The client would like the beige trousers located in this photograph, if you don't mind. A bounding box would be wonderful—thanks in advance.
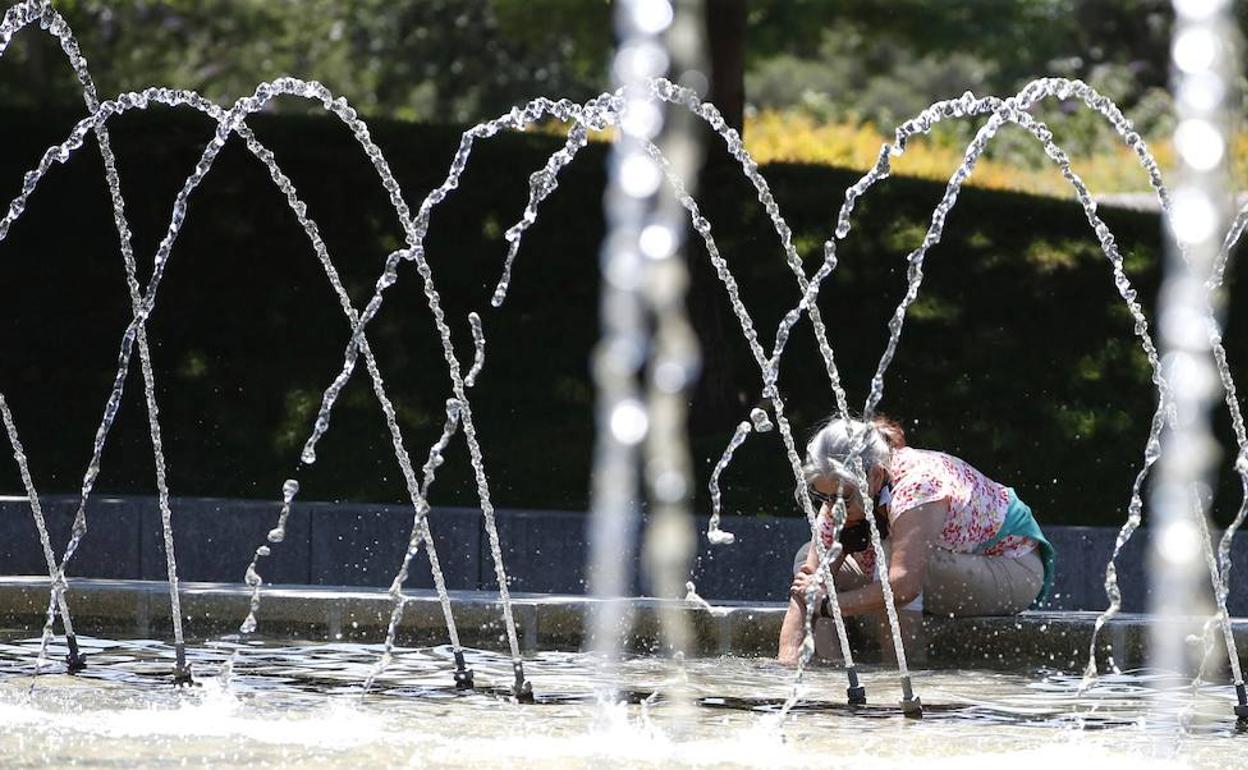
[792,541,1044,663]
[922,545,1044,616]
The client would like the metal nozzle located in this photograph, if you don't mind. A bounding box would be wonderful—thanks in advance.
[512,660,534,704]
[65,635,87,673]
[453,650,474,690]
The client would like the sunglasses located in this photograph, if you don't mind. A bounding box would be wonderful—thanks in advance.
[806,485,857,508]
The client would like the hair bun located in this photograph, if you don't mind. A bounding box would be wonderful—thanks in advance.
[872,415,906,448]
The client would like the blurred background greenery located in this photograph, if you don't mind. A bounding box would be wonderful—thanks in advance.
[1,1,1246,529]
[5,0,1245,193]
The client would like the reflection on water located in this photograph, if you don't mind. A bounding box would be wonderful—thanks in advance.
[0,634,1243,768]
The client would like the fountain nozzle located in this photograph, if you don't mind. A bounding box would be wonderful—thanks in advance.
[845,666,867,705]
[172,664,194,686]
[172,643,194,686]
[65,635,87,673]
[512,660,534,704]
[452,650,474,690]
[901,695,923,718]
[900,675,923,719]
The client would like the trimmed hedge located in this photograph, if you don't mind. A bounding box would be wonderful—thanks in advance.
[1,106,1243,528]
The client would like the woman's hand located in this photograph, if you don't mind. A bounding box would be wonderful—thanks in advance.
[788,567,821,607]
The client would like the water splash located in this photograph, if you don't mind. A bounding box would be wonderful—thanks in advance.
[472,81,865,681]
[0,392,76,676]
[213,105,470,659]
[465,313,486,388]
[0,71,569,687]
[3,0,1247,727]
[1,0,182,669]
[483,87,865,689]
[364,397,466,692]
[589,0,702,720]
[743,80,1180,693]
[632,113,862,688]
[706,421,750,546]
[683,581,725,616]
[704,407,774,547]
[239,479,299,635]
[491,122,591,307]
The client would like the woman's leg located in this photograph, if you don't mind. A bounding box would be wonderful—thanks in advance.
[923,547,1043,617]
[873,539,926,666]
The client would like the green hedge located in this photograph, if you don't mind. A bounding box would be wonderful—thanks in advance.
[0,106,1242,528]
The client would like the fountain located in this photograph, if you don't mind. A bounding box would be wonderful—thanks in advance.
[2,0,1248,765]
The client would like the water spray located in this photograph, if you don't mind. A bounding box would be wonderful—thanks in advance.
[1151,0,1242,730]
[5,0,1248,733]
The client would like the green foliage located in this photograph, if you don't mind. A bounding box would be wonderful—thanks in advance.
[744,0,1192,163]
[4,0,1224,144]
[747,19,1000,129]
[0,0,611,122]
[748,0,1173,94]
[5,0,1239,191]
[2,106,1246,530]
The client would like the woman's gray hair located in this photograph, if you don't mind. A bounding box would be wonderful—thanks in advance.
[803,416,894,488]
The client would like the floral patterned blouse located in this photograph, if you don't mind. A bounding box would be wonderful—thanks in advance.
[818,447,1036,575]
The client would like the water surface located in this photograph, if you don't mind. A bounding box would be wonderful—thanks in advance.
[0,634,1242,768]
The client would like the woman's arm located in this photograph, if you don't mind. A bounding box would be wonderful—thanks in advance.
[777,536,822,665]
[830,501,946,617]
[777,530,851,664]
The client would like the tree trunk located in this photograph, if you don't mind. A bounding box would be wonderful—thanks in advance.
[687,0,749,436]
[705,0,747,133]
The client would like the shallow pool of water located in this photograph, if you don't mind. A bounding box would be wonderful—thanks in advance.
[0,634,1243,768]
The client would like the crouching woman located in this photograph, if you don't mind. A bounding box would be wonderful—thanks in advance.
[777,415,1055,666]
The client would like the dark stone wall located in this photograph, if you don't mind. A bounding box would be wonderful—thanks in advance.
[3,495,1246,615]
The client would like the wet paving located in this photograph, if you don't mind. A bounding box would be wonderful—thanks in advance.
[1,633,1245,768]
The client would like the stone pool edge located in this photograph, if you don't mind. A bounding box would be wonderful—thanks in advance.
[1,576,1245,673]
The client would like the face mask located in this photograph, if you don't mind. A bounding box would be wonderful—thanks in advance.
[876,482,892,509]
[838,503,891,553]
[824,479,893,553]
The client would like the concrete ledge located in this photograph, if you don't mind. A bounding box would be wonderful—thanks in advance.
[2,576,1246,674]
